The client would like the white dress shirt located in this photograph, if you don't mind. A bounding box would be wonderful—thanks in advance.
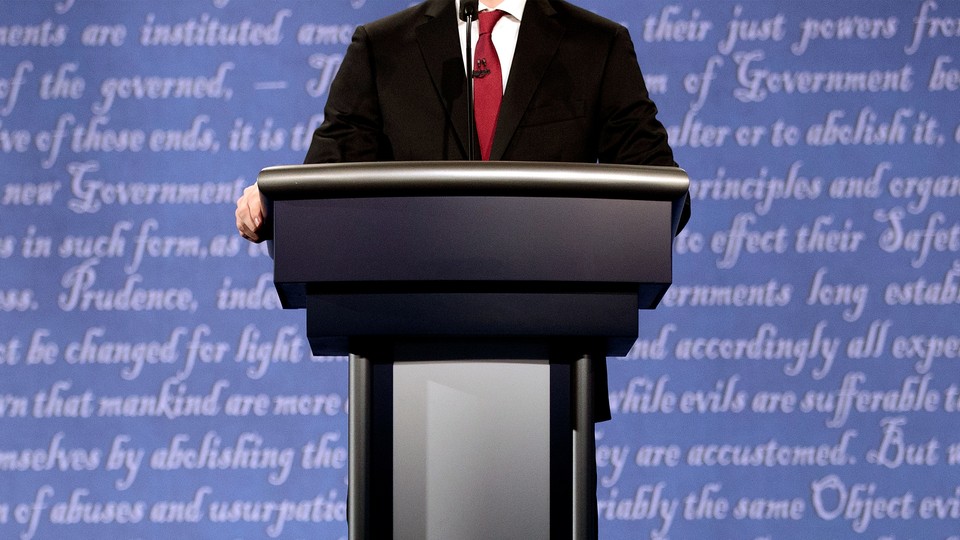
[456,0,526,93]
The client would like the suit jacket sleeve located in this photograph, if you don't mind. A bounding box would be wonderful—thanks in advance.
[597,27,673,167]
[598,26,691,230]
[304,26,384,164]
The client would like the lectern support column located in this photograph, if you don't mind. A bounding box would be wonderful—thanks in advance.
[348,352,372,539]
[573,353,595,540]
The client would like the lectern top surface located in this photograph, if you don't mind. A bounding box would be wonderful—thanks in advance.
[257,161,688,202]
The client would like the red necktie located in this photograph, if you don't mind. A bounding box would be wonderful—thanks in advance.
[474,10,505,161]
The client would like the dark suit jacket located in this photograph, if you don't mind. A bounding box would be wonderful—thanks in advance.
[307,0,679,164]
[304,0,691,420]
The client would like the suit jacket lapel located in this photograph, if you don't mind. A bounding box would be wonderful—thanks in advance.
[490,0,563,161]
[416,0,471,158]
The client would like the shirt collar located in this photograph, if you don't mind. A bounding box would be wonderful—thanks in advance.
[456,0,526,22]
[484,0,525,21]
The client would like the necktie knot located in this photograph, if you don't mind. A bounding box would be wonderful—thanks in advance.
[478,10,504,35]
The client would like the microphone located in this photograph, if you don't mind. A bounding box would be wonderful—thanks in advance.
[460,0,478,22]
[461,0,480,160]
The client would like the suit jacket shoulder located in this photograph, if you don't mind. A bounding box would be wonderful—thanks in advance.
[361,0,435,38]
[544,0,624,31]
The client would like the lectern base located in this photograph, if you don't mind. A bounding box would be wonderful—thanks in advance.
[348,339,598,540]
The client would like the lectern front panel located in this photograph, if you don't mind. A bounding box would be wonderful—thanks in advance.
[349,339,593,539]
[393,360,551,539]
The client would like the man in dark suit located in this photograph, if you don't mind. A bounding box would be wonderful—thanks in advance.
[236,0,687,536]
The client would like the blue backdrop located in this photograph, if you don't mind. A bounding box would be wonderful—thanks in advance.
[1,1,959,538]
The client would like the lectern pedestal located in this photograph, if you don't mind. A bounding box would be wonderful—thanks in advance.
[349,339,595,539]
[259,161,688,539]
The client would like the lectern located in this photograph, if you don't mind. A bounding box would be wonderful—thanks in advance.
[258,162,688,540]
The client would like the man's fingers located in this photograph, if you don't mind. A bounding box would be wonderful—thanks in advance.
[235,185,264,242]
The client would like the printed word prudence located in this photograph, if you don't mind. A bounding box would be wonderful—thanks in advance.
[59,258,197,312]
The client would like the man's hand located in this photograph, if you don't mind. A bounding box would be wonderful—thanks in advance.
[235,183,265,243]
